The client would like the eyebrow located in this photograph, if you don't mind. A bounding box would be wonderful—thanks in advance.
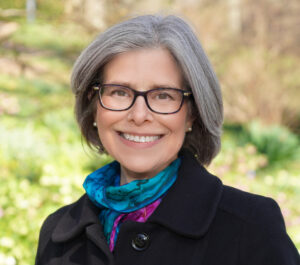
[103,81,182,90]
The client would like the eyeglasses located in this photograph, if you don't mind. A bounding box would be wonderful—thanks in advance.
[92,84,192,114]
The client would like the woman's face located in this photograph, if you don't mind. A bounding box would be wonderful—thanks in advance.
[95,48,193,184]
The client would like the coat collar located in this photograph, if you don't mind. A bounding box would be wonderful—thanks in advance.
[52,194,102,243]
[148,149,223,237]
[51,195,113,263]
[51,149,223,243]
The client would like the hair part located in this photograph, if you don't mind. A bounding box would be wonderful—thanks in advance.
[71,14,223,165]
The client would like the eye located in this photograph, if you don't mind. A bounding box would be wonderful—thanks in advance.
[111,89,128,97]
[103,86,131,97]
[156,92,173,100]
[150,89,179,101]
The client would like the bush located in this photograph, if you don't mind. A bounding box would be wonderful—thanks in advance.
[224,121,300,167]
[0,126,47,182]
[246,122,300,164]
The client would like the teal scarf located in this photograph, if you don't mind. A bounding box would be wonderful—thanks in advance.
[83,158,181,243]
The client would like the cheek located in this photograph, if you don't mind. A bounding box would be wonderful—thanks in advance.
[94,106,125,151]
[161,110,189,139]
[159,115,188,161]
[95,107,112,141]
[95,104,115,127]
[171,107,190,132]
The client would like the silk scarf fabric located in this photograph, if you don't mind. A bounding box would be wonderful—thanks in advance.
[83,158,181,245]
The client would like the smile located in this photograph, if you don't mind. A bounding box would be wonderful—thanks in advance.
[120,133,161,143]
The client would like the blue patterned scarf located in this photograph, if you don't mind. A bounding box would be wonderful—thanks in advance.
[83,158,181,244]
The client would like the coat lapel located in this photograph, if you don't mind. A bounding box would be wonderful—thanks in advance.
[148,149,223,237]
[51,195,114,264]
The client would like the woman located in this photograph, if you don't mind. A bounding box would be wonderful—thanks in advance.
[35,15,300,265]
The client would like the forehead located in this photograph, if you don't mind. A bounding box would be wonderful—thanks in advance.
[102,48,184,88]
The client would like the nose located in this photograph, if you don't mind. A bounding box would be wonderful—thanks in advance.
[127,95,153,125]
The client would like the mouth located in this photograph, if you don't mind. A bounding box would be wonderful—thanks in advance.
[119,132,162,143]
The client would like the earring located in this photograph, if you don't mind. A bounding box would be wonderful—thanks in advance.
[93,122,97,127]
[187,127,192,132]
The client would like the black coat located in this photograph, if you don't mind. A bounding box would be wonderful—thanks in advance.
[35,151,300,265]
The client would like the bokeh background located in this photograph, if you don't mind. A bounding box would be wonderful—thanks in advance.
[0,0,300,264]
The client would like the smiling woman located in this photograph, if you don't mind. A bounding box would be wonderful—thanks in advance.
[35,15,300,265]
[95,48,193,183]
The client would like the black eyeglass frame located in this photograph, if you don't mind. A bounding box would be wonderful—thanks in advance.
[92,83,192,114]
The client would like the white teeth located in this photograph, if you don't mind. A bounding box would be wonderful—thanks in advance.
[122,133,160,143]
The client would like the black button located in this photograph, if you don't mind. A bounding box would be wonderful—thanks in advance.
[131,233,150,251]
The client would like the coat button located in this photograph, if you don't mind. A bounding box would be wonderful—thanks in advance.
[131,233,150,251]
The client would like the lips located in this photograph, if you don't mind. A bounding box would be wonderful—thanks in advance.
[120,132,162,143]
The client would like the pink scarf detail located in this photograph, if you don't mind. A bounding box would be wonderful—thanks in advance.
[109,199,161,251]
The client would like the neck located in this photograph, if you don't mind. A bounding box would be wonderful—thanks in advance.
[120,167,158,185]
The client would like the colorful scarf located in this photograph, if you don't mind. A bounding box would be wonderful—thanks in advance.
[83,158,181,248]
[108,199,161,251]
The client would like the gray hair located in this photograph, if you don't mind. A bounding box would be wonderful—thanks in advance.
[71,14,223,165]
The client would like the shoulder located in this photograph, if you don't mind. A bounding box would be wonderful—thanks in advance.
[218,186,300,264]
[219,185,285,231]
[36,195,87,256]
[39,196,85,235]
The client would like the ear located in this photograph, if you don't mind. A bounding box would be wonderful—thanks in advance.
[185,97,197,132]
[87,89,94,101]
[185,113,195,132]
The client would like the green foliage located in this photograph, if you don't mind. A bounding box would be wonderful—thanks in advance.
[224,122,300,167]
[0,126,46,182]
[36,0,64,20]
[245,122,300,164]
[0,0,24,9]
[11,22,93,56]
[0,0,64,20]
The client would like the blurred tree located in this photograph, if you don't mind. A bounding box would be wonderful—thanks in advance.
[241,0,300,54]
[63,0,178,30]
[175,0,300,130]
[26,0,36,22]
[228,0,242,34]
[64,0,106,30]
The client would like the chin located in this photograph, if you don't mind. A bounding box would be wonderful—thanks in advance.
[121,161,156,176]
[119,154,176,180]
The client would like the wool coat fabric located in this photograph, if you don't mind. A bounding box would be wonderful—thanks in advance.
[35,150,300,265]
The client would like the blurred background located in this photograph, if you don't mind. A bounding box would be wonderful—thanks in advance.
[0,0,299,264]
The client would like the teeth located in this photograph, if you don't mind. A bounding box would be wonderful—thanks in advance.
[123,133,160,143]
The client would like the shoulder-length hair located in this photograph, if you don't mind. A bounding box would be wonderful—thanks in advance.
[71,14,223,165]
